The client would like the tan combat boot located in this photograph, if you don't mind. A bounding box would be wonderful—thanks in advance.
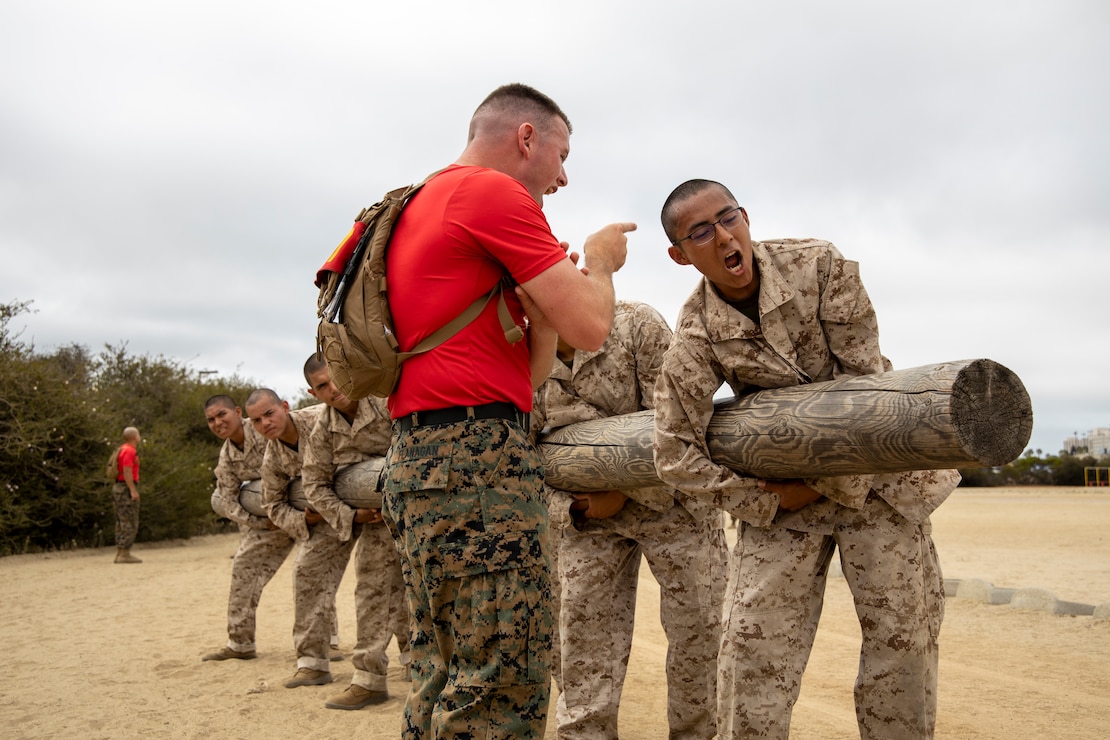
[114,547,142,564]
[325,683,388,710]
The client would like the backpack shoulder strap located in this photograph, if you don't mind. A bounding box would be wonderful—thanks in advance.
[401,278,524,359]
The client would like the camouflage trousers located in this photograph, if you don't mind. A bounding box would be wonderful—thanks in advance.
[111,482,139,548]
[552,496,728,740]
[292,524,353,672]
[351,520,411,692]
[384,418,552,739]
[719,493,944,739]
[225,525,295,652]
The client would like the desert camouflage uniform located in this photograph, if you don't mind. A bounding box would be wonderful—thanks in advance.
[384,416,551,739]
[654,239,961,739]
[533,300,727,740]
[213,420,295,653]
[259,404,344,673]
[303,396,410,693]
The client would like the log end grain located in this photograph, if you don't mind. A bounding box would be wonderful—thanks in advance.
[950,359,1033,466]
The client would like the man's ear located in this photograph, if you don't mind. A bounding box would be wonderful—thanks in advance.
[668,245,691,266]
[518,122,535,156]
[306,389,318,400]
[739,206,750,226]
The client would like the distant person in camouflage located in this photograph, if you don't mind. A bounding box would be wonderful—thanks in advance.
[200,395,295,662]
[300,355,410,711]
[654,178,961,739]
[247,388,335,690]
[532,299,728,739]
[111,426,142,564]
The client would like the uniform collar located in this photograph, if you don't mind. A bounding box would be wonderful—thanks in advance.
[701,240,795,341]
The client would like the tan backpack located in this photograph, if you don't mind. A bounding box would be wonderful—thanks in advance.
[315,174,523,399]
[104,445,120,483]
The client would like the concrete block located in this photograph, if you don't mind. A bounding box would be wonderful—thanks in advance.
[1010,587,1058,613]
[956,578,996,603]
[1055,600,1095,616]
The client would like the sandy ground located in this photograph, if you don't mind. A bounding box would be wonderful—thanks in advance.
[1,486,1108,739]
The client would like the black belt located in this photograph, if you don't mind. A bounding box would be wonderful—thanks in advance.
[395,402,529,432]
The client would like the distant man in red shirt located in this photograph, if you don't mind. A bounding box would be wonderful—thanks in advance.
[382,83,633,739]
[112,426,142,564]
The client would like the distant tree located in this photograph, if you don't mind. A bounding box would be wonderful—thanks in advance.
[1,334,107,550]
[997,449,1054,485]
[0,300,260,554]
[956,466,1001,487]
[1052,453,1101,486]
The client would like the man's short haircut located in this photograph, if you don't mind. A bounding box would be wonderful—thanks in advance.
[468,82,572,141]
[122,426,140,442]
[303,354,328,384]
[660,179,739,244]
[204,394,238,412]
[245,388,281,409]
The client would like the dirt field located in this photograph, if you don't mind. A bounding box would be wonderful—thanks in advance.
[1,486,1107,738]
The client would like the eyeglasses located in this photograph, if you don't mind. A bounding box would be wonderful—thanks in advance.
[672,207,745,246]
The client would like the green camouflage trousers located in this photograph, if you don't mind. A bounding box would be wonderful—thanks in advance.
[111,482,139,548]
[384,418,552,739]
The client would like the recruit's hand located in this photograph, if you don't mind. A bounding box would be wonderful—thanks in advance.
[759,479,823,513]
[304,508,325,525]
[570,490,629,521]
[263,518,280,531]
[582,222,635,275]
[354,508,383,525]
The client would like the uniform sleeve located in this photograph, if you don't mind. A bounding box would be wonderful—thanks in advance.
[632,304,672,412]
[619,304,683,511]
[806,249,888,506]
[818,252,886,379]
[260,442,308,541]
[529,372,551,444]
[214,444,267,529]
[653,335,780,527]
[302,414,356,542]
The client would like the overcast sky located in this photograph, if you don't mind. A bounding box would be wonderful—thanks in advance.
[2,0,1107,457]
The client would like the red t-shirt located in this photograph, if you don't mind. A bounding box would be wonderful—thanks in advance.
[117,443,140,482]
[386,165,567,417]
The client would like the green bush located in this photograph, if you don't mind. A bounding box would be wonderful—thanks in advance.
[0,300,259,554]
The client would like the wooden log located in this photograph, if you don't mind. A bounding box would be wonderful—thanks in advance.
[538,358,1032,492]
[236,459,386,518]
[210,488,228,519]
